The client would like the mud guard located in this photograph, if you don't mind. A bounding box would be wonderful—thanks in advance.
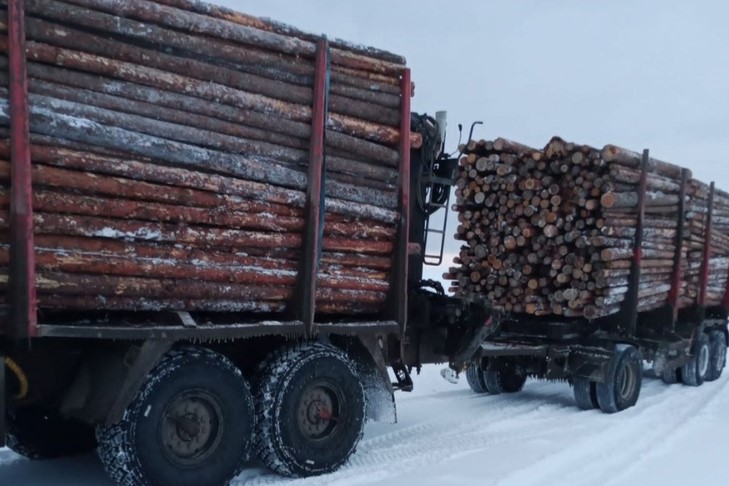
[60,340,172,426]
[334,335,396,424]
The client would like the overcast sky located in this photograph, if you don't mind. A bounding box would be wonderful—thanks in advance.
[227,0,728,183]
[218,0,729,279]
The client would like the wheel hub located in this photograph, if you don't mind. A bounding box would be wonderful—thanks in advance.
[617,361,636,401]
[297,385,340,441]
[160,391,223,468]
[698,344,710,377]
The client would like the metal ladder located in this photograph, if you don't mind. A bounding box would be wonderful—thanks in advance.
[422,171,454,267]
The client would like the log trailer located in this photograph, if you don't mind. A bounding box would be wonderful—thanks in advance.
[460,150,729,413]
[0,1,727,485]
[0,1,489,484]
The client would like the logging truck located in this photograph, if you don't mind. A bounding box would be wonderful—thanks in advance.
[1,1,728,485]
[452,138,729,412]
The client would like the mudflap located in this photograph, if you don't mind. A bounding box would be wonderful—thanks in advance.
[342,336,397,424]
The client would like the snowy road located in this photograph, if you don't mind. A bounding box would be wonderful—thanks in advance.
[2,363,728,486]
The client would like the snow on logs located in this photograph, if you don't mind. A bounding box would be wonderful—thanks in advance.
[0,0,417,315]
[446,136,729,319]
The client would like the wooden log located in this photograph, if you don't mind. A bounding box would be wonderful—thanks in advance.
[0,55,401,168]
[39,0,404,76]
[0,96,397,210]
[14,234,394,273]
[0,140,399,223]
[6,39,417,147]
[150,0,406,65]
[17,14,401,127]
[0,247,390,293]
[600,191,680,209]
[602,144,688,180]
[0,212,395,255]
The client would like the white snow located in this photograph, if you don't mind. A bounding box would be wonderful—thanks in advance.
[2,361,729,485]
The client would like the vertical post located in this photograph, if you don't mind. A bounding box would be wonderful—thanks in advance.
[7,0,37,338]
[294,37,329,334]
[668,169,689,324]
[392,69,412,333]
[625,149,649,337]
[0,355,5,447]
[699,182,715,307]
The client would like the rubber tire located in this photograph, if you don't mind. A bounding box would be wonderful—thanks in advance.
[705,331,727,382]
[573,379,599,410]
[483,369,527,395]
[465,364,488,394]
[682,333,711,387]
[6,406,97,460]
[596,345,643,414]
[254,343,365,477]
[661,367,682,385]
[96,348,254,486]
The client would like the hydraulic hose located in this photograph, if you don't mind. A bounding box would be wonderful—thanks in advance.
[3,357,29,400]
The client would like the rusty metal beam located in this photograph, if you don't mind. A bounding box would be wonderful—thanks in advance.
[623,149,649,337]
[7,0,37,338]
[295,38,330,333]
[699,182,715,307]
[668,168,689,323]
[390,69,412,334]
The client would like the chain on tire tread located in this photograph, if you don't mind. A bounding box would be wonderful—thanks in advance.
[253,342,365,477]
[96,348,251,486]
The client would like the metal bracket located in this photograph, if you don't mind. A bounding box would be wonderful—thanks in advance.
[176,311,197,328]
[452,316,498,370]
[391,359,413,392]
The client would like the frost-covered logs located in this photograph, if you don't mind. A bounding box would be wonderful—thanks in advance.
[0,0,414,315]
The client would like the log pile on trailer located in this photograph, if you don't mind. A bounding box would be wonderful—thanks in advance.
[686,182,729,306]
[447,136,728,319]
[0,0,415,315]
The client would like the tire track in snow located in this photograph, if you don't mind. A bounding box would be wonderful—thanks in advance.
[599,374,729,486]
[493,374,729,486]
[235,382,591,485]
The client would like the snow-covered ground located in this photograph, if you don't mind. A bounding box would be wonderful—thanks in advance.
[3,362,729,486]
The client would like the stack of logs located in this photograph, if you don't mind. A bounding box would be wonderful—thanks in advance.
[685,182,729,306]
[447,136,728,319]
[0,0,415,315]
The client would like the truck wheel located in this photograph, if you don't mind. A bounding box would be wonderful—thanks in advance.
[596,345,642,414]
[573,378,599,410]
[682,333,711,387]
[254,342,365,477]
[661,367,681,385]
[465,364,488,394]
[705,331,727,382]
[6,406,97,460]
[96,348,254,486]
[483,369,527,394]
